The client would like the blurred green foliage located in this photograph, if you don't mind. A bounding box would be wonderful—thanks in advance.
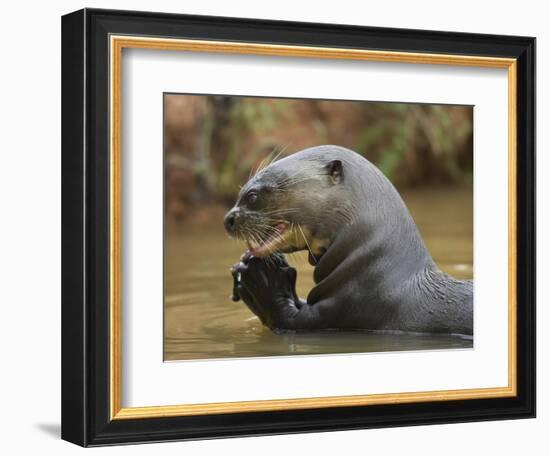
[164,95,472,221]
[356,103,473,182]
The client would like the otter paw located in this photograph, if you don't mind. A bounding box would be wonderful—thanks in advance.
[230,259,247,302]
[230,253,298,328]
[230,251,258,302]
[240,255,297,308]
[230,257,265,323]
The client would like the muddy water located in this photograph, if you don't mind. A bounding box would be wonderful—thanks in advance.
[164,187,473,361]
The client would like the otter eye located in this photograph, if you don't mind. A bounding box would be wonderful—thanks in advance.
[247,192,259,206]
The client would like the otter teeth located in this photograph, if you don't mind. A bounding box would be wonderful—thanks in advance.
[248,223,288,257]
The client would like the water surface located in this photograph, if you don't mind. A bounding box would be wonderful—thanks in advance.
[164,187,473,361]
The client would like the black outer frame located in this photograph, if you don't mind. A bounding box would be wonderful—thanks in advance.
[61,8,536,447]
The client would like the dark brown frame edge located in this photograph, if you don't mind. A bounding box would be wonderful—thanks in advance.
[61,7,536,447]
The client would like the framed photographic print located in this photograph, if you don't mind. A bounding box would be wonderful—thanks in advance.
[61,8,536,447]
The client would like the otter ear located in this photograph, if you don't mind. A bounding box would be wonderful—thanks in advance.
[326,160,343,184]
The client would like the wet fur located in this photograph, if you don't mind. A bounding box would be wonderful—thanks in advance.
[228,145,473,336]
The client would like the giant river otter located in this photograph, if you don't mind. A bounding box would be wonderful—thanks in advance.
[224,145,473,336]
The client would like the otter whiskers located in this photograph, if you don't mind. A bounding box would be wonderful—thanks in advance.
[251,144,289,178]
[297,224,317,265]
[239,218,292,262]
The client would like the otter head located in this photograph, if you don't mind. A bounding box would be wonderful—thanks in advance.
[224,153,351,259]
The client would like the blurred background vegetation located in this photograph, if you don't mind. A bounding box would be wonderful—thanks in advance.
[164,94,472,225]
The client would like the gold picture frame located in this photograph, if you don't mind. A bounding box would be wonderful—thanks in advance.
[109,36,517,420]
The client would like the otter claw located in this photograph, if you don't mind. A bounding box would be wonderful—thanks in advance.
[231,271,241,302]
[230,259,248,302]
[240,251,253,263]
[230,261,246,276]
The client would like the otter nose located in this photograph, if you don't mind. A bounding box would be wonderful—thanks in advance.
[224,208,242,233]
